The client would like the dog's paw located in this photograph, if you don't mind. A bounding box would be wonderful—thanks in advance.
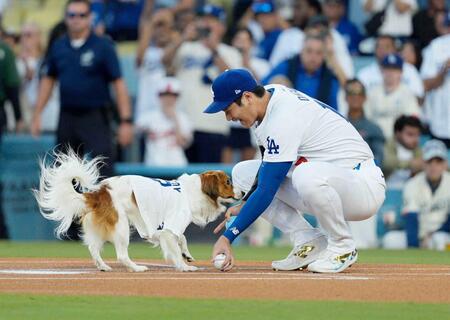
[98,264,112,272]
[182,253,195,262]
[129,265,149,272]
[180,265,199,272]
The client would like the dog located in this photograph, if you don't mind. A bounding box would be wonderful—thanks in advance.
[33,149,242,272]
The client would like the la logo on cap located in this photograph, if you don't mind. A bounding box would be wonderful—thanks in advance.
[235,90,241,94]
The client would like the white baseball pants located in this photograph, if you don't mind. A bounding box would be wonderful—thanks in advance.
[232,159,386,253]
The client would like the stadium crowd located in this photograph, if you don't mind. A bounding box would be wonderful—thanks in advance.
[0,0,448,249]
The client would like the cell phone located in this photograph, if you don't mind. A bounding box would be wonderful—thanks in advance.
[197,27,211,39]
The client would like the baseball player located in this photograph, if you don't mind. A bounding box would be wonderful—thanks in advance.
[205,69,386,273]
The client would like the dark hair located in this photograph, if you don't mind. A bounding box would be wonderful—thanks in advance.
[305,0,322,14]
[65,0,91,12]
[394,115,422,133]
[401,39,422,69]
[234,85,266,106]
[376,34,395,46]
[345,78,366,96]
[233,27,254,42]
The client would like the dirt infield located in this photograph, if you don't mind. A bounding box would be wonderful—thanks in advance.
[0,258,449,303]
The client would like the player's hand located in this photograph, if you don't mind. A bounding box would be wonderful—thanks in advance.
[118,122,134,147]
[213,202,244,234]
[31,114,41,137]
[211,236,234,272]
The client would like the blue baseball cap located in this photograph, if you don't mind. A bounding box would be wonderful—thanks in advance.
[203,69,258,114]
[199,4,226,23]
[381,54,403,69]
[252,1,276,14]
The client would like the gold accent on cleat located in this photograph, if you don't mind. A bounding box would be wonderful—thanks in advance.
[334,250,357,264]
[293,245,314,258]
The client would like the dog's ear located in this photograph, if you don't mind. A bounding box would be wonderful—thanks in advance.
[200,172,219,202]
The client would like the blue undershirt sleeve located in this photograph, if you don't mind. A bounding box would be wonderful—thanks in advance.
[223,161,292,243]
[404,212,419,248]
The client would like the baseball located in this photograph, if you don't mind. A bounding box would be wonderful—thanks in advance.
[213,253,227,269]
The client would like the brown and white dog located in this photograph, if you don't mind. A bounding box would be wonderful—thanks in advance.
[33,149,242,272]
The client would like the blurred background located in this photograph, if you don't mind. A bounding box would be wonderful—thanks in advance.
[0,0,449,251]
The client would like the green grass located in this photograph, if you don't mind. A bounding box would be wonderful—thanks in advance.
[0,242,449,319]
[0,294,448,320]
[0,241,449,265]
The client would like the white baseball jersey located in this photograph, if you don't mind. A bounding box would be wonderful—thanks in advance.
[420,34,450,139]
[253,85,373,169]
[135,46,166,119]
[173,41,242,134]
[357,61,424,98]
[136,109,192,166]
[129,175,192,241]
[365,83,420,139]
[403,171,450,239]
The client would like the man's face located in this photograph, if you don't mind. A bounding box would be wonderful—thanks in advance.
[301,38,326,73]
[430,0,446,11]
[375,37,396,61]
[323,2,344,21]
[345,82,366,112]
[382,67,402,89]
[256,13,278,33]
[65,2,91,34]
[223,94,258,128]
[425,158,447,182]
[396,125,420,150]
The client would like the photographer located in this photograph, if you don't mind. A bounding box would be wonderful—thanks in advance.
[162,5,242,163]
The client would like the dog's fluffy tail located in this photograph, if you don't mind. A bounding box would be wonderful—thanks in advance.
[33,148,103,238]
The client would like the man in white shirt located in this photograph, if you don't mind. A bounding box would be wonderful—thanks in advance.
[363,0,418,37]
[204,69,386,273]
[269,15,354,78]
[357,35,424,99]
[365,53,420,140]
[420,20,450,146]
[162,4,242,163]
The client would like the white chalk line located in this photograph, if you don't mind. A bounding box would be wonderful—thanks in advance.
[0,276,372,281]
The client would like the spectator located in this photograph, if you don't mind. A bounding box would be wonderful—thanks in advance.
[16,23,45,129]
[250,0,283,61]
[263,34,342,110]
[385,139,450,249]
[91,0,146,41]
[136,77,192,166]
[383,115,423,184]
[412,0,446,49]
[345,79,385,163]
[357,34,424,99]
[136,0,195,66]
[270,8,354,80]
[162,4,242,163]
[402,140,450,250]
[221,27,271,164]
[420,17,450,147]
[365,54,420,139]
[232,27,270,83]
[363,0,418,38]
[400,39,422,70]
[134,9,175,124]
[322,0,362,54]
[0,38,22,239]
[31,0,133,177]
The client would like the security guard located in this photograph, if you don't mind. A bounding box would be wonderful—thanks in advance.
[31,0,133,177]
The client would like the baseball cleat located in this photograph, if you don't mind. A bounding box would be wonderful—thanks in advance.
[307,249,358,273]
[272,235,327,271]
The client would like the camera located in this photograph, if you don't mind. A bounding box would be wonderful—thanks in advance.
[197,27,211,39]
